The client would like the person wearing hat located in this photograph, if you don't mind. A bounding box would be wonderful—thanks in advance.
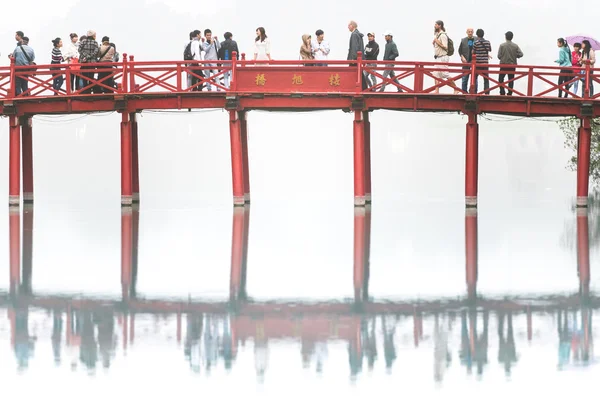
[97,36,116,93]
[380,31,401,92]
[78,30,99,94]
[364,32,380,88]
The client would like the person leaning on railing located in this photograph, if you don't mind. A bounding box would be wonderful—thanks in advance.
[78,30,99,94]
[97,36,116,94]
[580,40,596,96]
[62,33,80,91]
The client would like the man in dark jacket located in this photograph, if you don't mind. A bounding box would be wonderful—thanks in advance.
[497,31,523,95]
[347,20,364,61]
[219,32,239,89]
[458,28,475,92]
[379,31,402,92]
[78,30,99,94]
[364,32,379,88]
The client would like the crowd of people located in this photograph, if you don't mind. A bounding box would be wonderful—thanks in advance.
[6,20,598,97]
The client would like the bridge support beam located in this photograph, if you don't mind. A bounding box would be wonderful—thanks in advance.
[353,111,366,206]
[229,111,246,206]
[353,207,371,302]
[577,117,592,207]
[8,116,20,207]
[230,205,250,301]
[240,111,251,203]
[121,207,133,301]
[21,117,34,204]
[9,207,20,296]
[363,111,372,204]
[577,208,590,296]
[131,112,140,204]
[120,113,133,206]
[465,113,479,207]
[465,208,478,301]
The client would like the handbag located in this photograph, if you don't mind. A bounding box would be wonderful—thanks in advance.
[69,57,80,70]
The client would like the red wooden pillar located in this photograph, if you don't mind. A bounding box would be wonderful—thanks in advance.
[229,110,245,206]
[131,204,139,298]
[577,117,592,207]
[9,207,20,295]
[353,111,366,206]
[8,115,21,206]
[130,112,140,204]
[121,207,133,301]
[577,208,590,296]
[21,117,34,203]
[230,206,249,301]
[353,207,367,302]
[240,111,251,203]
[120,112,133,206]
[363,111,372,204]
[21,204,34,295]
[465,113,479,207]
[465,208,478,300]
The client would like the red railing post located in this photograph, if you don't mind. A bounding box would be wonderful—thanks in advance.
[241,53,246,67]
[65,64,72,95]
[583,63,591,99]
[577,117,592,207]
[353,110,366,206]
[465,112,479,207]
[176,62,182,92]
[231,51,238,92]
[120,112,133,206]
[229,110,245,206]
[8,115,20,206]
[470,59,477,94]
[527,67,534,97]
[356,52,363,93]
[8,57,16,98]
[129,55,136,93]
[465,208,478,300]
[414,64,424,93]
[121,53,129,94]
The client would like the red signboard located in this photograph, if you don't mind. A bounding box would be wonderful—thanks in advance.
[234,66,358,93]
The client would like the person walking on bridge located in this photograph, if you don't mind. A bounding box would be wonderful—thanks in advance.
[555,38,573,98]
[379,31,402,92]
[458,28,475,92]
[497,31,523,96]
[472,29,492,94]
[347,20,364,62]
[364,32,379,89]
[10,31,35,96]
[432,20,460,94]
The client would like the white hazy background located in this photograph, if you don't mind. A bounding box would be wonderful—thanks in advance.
[0,0,598,395]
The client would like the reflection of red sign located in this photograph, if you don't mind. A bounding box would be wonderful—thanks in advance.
[236,67,356,93]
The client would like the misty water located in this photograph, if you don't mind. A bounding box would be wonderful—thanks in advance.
[0,109,598,398]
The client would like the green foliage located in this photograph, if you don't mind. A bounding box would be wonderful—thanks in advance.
[560,117,600,186]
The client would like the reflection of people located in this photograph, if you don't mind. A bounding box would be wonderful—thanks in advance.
[497,312,518,375]
[474,310,489,376]
[364,319,377,370]
[314,342,328,373]
[79,312,98,372]
[184,314,203,373]
[382,316,397,372]
[557,310,571,369]
[52,310,63,365]
[14,308,35,371]
[254,339,269,381]
[459,310,473,373]
[97,311,116,369]
[203,315,219,371]
[433,314,451,383]
[222,317,234,370]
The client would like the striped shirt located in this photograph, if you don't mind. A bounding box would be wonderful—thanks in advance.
[473,38,492,63]
[51,47,63,64]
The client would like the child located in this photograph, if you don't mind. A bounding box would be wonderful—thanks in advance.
[572,42,583,96]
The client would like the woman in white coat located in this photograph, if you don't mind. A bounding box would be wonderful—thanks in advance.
[62,33,80,90]
[254,27,271,63]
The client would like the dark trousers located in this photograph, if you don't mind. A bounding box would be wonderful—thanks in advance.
[558,69,572,98]
[15,76,28,96]
[498,67,515,95]
[52,74,64,94]
[81,64,97,94]
[475,65,490,93]
[97,69,114,93]
[190,67,205,91]
[583,70,595,97]
[461,66,471,93]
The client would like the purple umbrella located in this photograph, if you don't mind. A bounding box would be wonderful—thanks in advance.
[565,35,600,50]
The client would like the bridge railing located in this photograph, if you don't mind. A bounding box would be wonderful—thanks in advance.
[2,53,599,100]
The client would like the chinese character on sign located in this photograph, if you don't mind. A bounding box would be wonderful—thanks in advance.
[255,74,266,86]
[292,74,304,85]
[329,74,341,86]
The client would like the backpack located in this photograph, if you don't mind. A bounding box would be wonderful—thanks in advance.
[445,34,455,56]
[183,41,194,60]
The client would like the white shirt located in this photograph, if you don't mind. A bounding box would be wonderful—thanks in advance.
[191,38,202,61]
[311,39,330,61]
[62,41,79,61]
[254,38,271,60]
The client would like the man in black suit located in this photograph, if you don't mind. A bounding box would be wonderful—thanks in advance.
[458,28,475,93]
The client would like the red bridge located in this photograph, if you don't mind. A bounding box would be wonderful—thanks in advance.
[2,53,599,207]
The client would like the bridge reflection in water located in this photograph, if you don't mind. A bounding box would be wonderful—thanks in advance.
[3,204,597,379]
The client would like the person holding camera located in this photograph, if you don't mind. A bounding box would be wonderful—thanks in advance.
[202,29,221,91]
